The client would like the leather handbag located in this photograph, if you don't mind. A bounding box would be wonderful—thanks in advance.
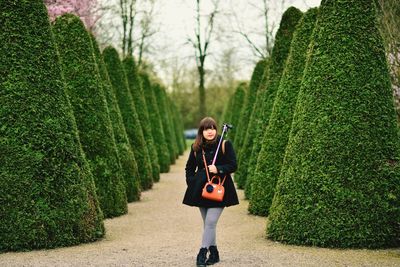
[201,149,226,202]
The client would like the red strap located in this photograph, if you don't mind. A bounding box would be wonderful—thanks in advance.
[202,149,211,183]
[202,149,226,185]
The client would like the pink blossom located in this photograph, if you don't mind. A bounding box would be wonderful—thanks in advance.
[44,0,98,29]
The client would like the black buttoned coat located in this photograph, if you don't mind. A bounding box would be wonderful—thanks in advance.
[183,136,239,208]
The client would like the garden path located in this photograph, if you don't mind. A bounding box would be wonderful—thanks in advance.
[0,150,399,266]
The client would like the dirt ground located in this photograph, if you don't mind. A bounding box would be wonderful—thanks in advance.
[1,150,399,267]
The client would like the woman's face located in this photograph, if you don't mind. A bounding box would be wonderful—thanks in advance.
[203,126,217,141]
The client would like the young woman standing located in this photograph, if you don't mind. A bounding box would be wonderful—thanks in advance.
[183,117,239,266]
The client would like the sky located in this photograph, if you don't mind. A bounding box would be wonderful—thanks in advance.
[99,0,321,87]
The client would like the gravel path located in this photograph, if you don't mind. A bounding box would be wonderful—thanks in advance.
[1,150,399,267]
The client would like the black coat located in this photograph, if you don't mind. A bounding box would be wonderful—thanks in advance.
[183,136,239,208]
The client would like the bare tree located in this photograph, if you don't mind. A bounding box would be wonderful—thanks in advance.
[188,0,220,118]
[377,0,400,119]
[137,0,158,67]
[229,0,278,59]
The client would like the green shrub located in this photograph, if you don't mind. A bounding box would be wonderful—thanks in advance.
[169,99,186,155]
[249,8,318,216]
[91,37,140,202]
[123,57,160,182]
[234,61,267,154]
[161,86,180,159]
[103,46,153,190]
[247,7,303,205]
[0,1,104,251]
[53,14,127,218]
[228,82,247,144]
[154,83,177,164]
[140,72,170,172]
[236,62,270,191]
[268,0,400,248]
[239,7,303,193]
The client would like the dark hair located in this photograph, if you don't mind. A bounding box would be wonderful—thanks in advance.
[193,117,217,152]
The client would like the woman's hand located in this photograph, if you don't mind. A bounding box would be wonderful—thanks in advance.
[208,164,218,174]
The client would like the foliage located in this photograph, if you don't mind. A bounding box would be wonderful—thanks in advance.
[123,56,160,182]
[268,0,400,248]
[44,0,97,29]
[234,60,267,153]
[169,99,186,155]
[0,0,104,251]
[153,83,178,164]
[140,72,171,173]
[53,14,127,218]
[91,36,141,202]
[228,82,247,144]
[249,8,318,216]
[237,7,303,192]
[102,46,153,190]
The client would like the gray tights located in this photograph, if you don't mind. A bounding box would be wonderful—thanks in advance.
[199,207,224,248]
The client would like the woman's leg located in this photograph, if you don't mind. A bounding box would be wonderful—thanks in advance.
[201,207,224,248]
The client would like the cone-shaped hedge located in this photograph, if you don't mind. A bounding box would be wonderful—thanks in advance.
[247,7,303,203]
[234,60,267,153]
[160,85,180,159]
[228,82,247,144]
[103,46,153,190]
[123,57,160,182]
[53,14,127,218]
[249,8,318,216]
[268,0,400,248]
[0,1,104,251]
[236,62,270,190]
[91,37,140,202]
[140,72,170,173]
[154,83,178,164]
[169,99,185,155]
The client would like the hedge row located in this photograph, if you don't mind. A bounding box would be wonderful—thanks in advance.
[102,47,153,191]
[267,0,400,248]
[92,37,141,202]
[236,7,303,193]
[1,2,184,251]
[249,8,318,216]
[0,0,104,251]
[140,72,171,173]
[123,57,160,183]
[53,14,128,218]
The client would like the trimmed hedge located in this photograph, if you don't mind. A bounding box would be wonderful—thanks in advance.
[234,60,267,153]
[249,8,318,216]
[236,62,270,191]
[140,72,171,173]
[0,1,104,251]
[91,37,141,202]
[247,7,303,206]
[53,14,127,218]
[169,99,186,155]
[123,56,160,182]
[160,85,180,159]
[228,82,247,144]
[103,46,153,190]
[154,83,177,164]
[238,7,303,193]
[268,0,400,248]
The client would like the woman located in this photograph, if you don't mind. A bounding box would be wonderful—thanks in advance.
[183,117,239,266]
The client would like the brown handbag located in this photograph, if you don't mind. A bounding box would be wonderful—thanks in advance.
[201,149,226,202]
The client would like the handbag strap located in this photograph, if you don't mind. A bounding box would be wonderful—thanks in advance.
[202,148,227,185]
[202,149,211,183]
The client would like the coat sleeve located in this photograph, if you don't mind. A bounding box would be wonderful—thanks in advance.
[185,145,197,183]
[216,140,237,175]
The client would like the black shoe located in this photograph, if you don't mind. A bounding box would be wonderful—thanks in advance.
[206,245,219,265]
[196,247,208,266]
